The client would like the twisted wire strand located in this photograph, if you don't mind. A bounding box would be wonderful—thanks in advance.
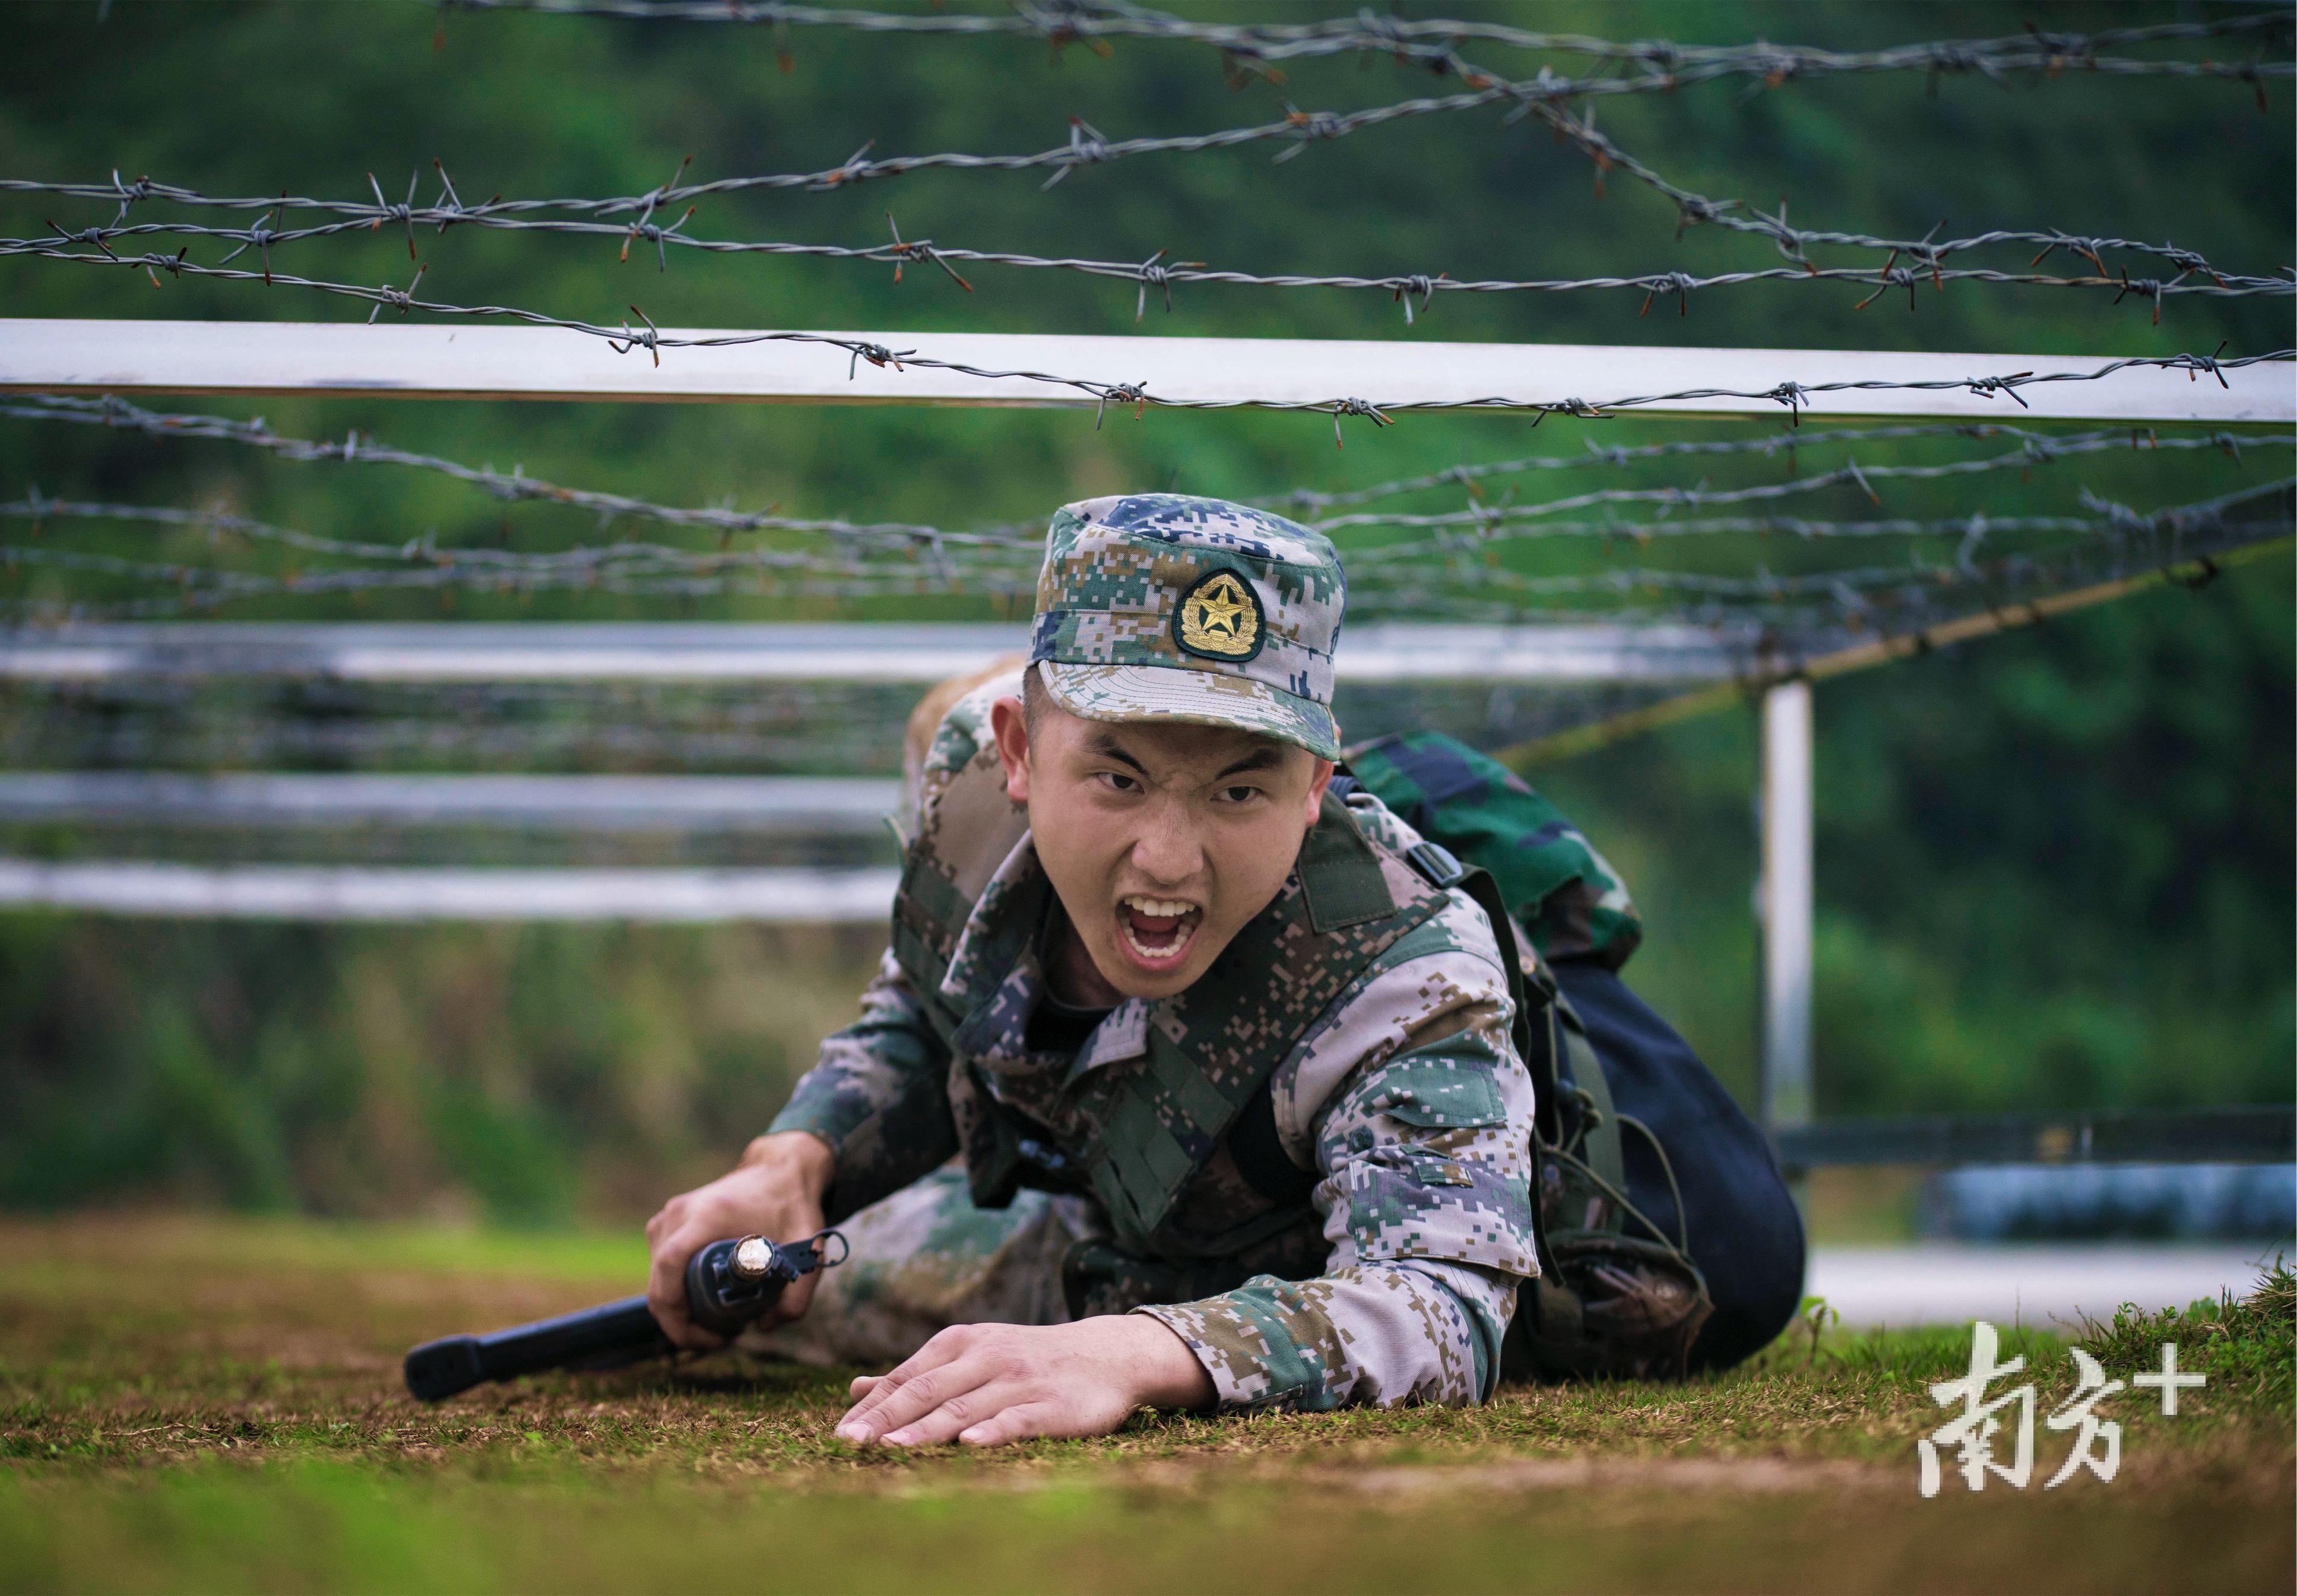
[1261,423,2287,509]
[1310,435,2297,535]
[0,492,1015,577]
[3,493,2270,588]
[8,478,2286,627]
[14,10,2285,330]
[12,210,2289,320]
[430,1,2295,81]
[1349,487,2290,636]
[11,108,2282,301]
[5,245,2285,432]
[11,395,2286,573]
[0,395,1030,551]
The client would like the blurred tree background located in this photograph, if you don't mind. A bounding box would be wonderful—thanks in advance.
[0,0,2289,1221]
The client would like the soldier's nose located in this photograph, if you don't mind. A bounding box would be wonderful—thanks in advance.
[1127,813,1203,887]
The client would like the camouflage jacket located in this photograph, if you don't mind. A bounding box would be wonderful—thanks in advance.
[770,670,1541,1411]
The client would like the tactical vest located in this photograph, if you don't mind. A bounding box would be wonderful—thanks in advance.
[889,778,1452,1265]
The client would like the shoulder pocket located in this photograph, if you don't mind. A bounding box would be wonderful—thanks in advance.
[1367,1059,1506,1129]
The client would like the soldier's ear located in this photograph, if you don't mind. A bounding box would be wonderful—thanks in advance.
[1302,755,1335,828]
[988,695,1032,805]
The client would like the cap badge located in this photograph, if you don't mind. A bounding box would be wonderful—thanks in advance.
[1174,568,1265,662]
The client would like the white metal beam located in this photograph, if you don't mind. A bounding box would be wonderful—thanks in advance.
[0,772,899,833]
[0,859,899,923]
[4,320,2287,423]
[0,621,1761,684]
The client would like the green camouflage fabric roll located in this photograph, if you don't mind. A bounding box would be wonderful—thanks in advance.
[1029,493,1345,759]
[1345,730,1645,971]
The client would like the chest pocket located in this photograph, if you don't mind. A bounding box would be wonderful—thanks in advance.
[1366,1060,1507,1129]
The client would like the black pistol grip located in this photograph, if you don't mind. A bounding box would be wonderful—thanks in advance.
[682,1236,799,1339]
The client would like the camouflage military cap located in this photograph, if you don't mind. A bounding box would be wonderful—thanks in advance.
[1028,493,1345,759]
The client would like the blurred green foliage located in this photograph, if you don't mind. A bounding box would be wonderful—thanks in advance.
[0,0,2288,1221]
[0,913,886,1215]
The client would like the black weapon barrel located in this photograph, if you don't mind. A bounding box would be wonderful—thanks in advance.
[404,1296,667,1403]
[403,1230,846,1403]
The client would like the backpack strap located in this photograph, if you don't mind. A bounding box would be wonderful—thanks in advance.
[1556,1005,1628,1205]
[1399,838,1561,1148]
[1221,828,1545,1218]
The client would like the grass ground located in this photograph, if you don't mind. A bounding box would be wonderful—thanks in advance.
[2,1215,2289,1595]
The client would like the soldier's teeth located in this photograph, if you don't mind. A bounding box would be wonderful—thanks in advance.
[1122,922,1191,960]
[1121,896,1198,918]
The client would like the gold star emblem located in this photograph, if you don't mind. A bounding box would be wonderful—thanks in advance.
[1192,580,1247,637]
[1177,570,1262,658]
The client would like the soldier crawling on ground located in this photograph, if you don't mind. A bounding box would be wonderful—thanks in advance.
[644,494,1804,1446]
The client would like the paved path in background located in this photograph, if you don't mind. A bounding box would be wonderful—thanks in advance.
[1808,1242,2288,1329]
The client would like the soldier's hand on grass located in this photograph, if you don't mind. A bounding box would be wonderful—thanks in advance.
[834,1315,1216,1447]
[644,1130,834,1349]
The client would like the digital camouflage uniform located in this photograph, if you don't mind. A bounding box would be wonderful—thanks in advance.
[754,494,1543,1411]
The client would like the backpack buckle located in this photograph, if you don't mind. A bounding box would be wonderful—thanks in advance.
[1405,840,1467,889]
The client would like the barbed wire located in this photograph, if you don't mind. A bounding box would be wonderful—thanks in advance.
[1345,477,2293,630]
[1310,435,2297,536]
[10,12,2285,342]
[0,394,1028,552]
[12,395,2288,580]
[19,391,2267,520]
[1259,422,2289,509]
[5,244,2286,435]
[0,536,1041,622]
[430,1,2295,87]
[3,492,2271,596]
[0,492,2197,602]
[1341,511,2231,563]
[8,477,2286,628]
[13,5,2290,302]
[14,204,2288,323]
[0,491,1016,579]
[13,82,2286,321]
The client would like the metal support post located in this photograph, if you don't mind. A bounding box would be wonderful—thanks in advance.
[1759,679,1815,1135]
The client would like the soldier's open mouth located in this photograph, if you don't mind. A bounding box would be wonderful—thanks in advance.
[1117,895,1202,968]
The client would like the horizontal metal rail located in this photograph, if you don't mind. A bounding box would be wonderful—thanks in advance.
[1773,1107,2297,1170]
[0,858,900,922]
[1498,530,2296,765]
[0,772,899,833]
[5,321,2289,424]
[0,620,1764,684]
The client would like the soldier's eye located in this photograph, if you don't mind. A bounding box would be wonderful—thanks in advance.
[1216,784,1261,805]
[1098,771,1142,794]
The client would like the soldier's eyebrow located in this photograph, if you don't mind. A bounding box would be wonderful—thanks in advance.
[1086,733,1150,775]
[1213,748,1285,781]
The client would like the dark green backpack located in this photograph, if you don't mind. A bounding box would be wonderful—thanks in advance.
[1345,732,1715,1381]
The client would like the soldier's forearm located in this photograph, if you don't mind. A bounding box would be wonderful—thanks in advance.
[740,1129,835,1204]
[1138,1259,1510,1412]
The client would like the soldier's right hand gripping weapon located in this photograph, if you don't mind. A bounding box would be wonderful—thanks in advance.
[403,1230,847,1403]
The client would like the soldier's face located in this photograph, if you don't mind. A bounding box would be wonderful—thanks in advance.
[990,694,1332,1001]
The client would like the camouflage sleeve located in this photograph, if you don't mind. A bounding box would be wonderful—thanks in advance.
[766,946,961,1224]
[1135,887,1539,1411]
